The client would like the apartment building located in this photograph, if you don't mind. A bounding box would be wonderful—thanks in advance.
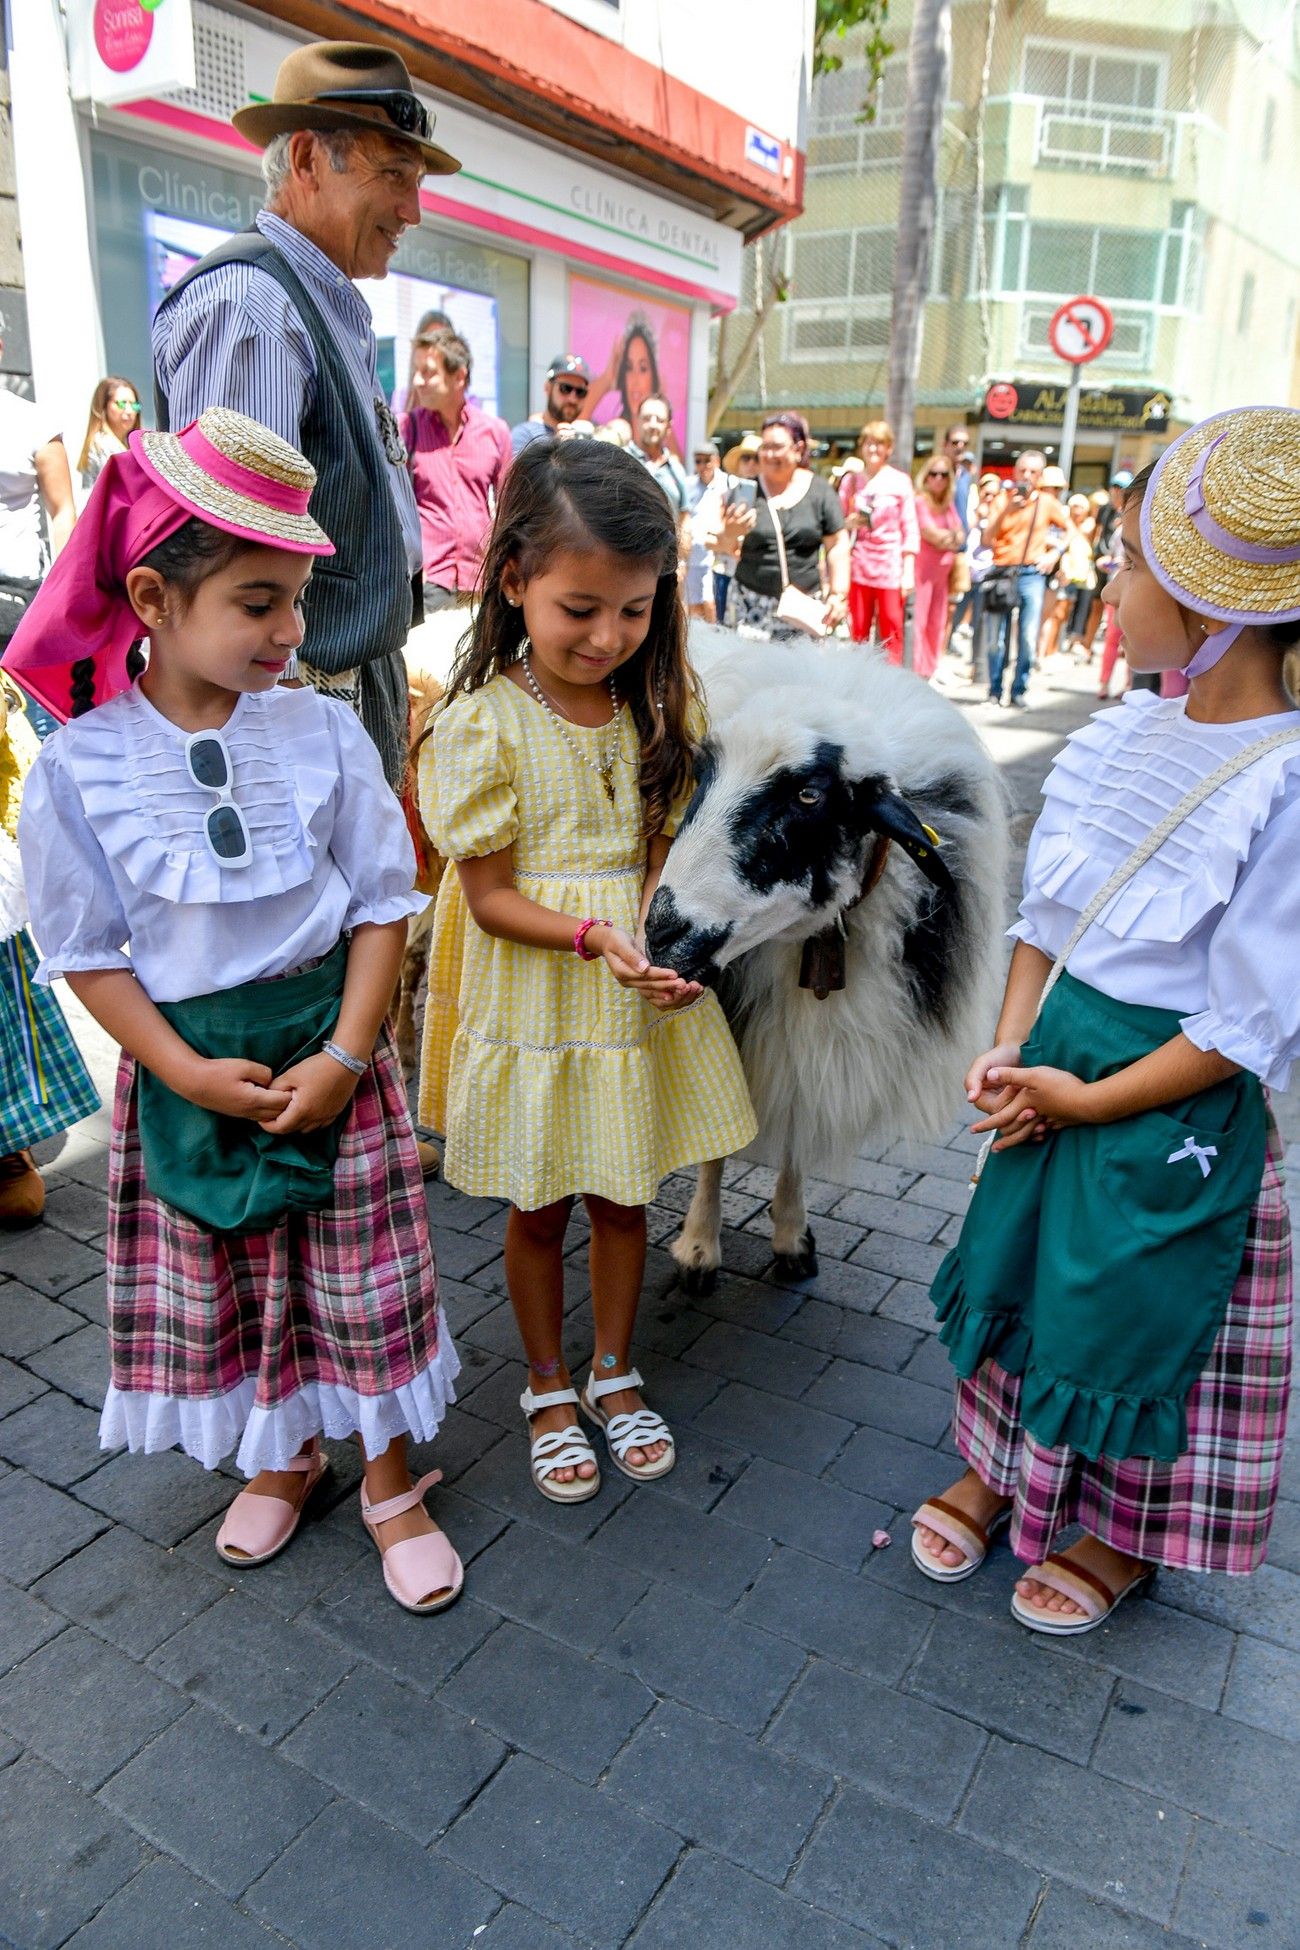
[717,0,1300,484]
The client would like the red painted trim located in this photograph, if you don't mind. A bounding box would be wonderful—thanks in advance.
[328,0,803,219]
[117,99,738,309]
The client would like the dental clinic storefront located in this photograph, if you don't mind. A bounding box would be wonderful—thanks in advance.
[77,2,742,445]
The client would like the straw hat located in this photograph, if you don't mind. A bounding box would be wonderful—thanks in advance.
[1040,464,1068,491]
[723,432,762,472]
[232,41,460,176]
[1140,406,1300,626]
[132,409,335,555]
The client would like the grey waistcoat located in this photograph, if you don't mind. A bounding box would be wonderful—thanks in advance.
[154,229,414,788]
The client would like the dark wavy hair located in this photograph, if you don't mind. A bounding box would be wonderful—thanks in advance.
[617,318,662,425]
[445,439,699,836]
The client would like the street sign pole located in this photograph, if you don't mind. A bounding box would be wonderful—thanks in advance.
[1046,295,1114,483]
[1058,365,1082,481]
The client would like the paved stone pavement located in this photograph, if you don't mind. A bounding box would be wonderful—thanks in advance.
[1,661,1297,1950]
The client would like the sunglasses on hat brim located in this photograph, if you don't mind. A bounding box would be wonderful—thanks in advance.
[315,87,433,144]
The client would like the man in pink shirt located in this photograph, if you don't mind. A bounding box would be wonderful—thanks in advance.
[839,417,919,663]
[401,326,512,613]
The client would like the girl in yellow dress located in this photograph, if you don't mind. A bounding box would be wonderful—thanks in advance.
[419,440,756,1502]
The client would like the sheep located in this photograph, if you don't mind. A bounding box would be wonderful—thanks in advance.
[646,627,1007,1293]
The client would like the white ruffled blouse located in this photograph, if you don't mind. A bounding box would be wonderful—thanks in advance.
[1012,690,1300,1091]
[19,684,425,1004]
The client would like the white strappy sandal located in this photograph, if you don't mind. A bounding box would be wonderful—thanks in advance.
[520,1385,601,1504]
[580,1367,676,1482]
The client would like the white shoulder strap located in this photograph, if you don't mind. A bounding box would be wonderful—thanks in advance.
[1037,721,1300,1017]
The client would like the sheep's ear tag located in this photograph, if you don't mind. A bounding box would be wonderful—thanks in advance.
[922,824,941,847]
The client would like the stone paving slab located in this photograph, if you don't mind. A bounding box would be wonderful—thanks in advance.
[1,664,1297,1947]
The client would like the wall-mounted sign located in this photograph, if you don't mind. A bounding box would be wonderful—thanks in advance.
[67,0,195,107]
[744,127,782,174]
[982,382,1175,434]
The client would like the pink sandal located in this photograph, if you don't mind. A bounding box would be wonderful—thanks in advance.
[216,1442,328,1566]
[359,1469,464,1614]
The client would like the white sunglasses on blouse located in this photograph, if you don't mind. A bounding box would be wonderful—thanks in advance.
[184,729,253,869]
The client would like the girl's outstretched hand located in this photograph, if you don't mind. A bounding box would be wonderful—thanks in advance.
[257,1052,361,1134]
[186,1057,292,1123]
[598,927,703,1011]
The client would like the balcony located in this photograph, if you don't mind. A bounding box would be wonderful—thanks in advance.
[1035,98,1176,176]
[983,96,1223,202]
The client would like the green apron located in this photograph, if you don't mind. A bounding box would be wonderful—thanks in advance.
[930,971,1266,1462]
[137,941,352,1234]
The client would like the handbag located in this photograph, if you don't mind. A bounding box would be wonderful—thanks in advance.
[981,494,1038,615]
[769,497,829,639]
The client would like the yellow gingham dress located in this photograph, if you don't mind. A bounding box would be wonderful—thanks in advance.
[417,675,756,1209]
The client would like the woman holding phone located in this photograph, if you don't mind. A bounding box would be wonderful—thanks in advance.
[713,414,848,642]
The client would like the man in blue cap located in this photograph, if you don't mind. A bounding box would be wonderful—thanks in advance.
[510,355,592,455]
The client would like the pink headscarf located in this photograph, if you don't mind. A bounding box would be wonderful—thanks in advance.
[3,412,333,724]
[3,449,191,722]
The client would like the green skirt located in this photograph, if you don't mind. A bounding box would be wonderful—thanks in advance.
[137,942,351,1235]
[931,971,1266,1462]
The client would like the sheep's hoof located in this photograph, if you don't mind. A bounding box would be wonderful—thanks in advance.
[772,1229,818,1283]
[680,1261,719,1298]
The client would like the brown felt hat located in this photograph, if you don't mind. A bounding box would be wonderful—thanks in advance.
[232,41,461,177]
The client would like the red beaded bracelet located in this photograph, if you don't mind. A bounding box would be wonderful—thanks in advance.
[574,918,612,960]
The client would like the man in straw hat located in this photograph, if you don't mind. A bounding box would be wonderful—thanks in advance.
[152,40,460,790]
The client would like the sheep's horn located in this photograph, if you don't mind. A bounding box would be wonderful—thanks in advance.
[863,792,954,893]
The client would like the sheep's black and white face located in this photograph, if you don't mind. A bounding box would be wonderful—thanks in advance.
[646,730,948,985]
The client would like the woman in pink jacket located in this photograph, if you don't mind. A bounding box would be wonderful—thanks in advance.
[839,419,919,662]
[912,456,965,681]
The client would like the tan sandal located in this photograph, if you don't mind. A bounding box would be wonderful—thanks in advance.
[1011,1551,1155,1636]
[910,1494,1011,1583]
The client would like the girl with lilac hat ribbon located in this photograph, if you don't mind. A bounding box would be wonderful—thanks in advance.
[913,405,1300,1637]
[5,409,465,1614]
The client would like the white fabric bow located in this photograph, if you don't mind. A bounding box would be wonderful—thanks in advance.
[1167,1137,1218,1179]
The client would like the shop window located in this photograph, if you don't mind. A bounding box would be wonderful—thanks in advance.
[87,128,532,427]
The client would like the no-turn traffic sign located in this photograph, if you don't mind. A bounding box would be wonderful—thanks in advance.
[1048,296,1114,366]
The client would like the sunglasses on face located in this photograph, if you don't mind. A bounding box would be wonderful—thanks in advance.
[185,730,253,869]
[553,380,588,399]
[112,397,140,413]
[925,469,950,479]
[315,86,434,143]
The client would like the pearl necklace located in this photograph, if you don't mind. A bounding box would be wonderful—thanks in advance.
[520,645,621,802]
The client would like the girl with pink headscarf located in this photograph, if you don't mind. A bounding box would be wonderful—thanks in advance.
[4,409,464,1616]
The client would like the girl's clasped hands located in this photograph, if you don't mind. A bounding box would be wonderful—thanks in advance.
[966,1041,1097,1150]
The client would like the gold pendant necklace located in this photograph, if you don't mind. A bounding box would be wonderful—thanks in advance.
[520,646,620,801]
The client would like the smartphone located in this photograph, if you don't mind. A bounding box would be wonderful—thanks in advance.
[726,478,758,513]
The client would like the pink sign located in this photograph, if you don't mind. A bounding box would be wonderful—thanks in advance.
[567,274,692,454]
[94,0,154,72]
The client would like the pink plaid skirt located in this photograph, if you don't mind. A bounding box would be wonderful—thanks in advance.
[99,1025,458,1478]
[955,1127,1293,1574]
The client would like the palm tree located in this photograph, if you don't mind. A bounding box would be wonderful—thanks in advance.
[887,0,952,464]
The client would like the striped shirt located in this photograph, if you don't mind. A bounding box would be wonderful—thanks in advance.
[151,211,422,574]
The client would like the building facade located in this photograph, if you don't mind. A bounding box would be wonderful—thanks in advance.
[10,0,812,455]
[717,0,1300,485]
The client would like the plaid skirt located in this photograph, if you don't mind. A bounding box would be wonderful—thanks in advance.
[954,1127,1293,1574]
[0,931,100,1152]
[100,1024,458,1478]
